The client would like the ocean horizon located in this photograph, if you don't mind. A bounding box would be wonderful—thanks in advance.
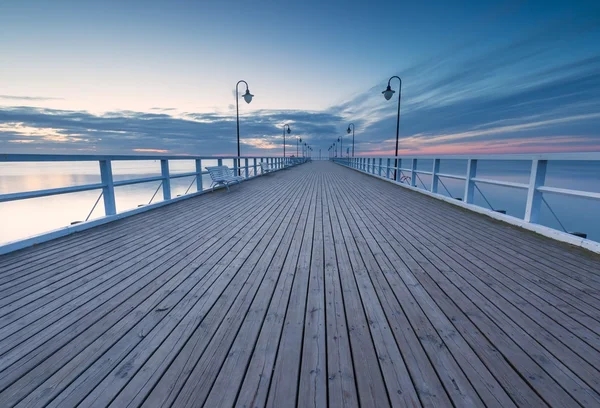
[1,159,598,245]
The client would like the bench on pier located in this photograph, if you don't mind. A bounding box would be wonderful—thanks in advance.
[205,165,244,192]
[260,162,275,175]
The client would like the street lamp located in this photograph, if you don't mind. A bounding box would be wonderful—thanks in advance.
[236,80,254,175]
[347,123,355,157]
[282,124,291,158]
[382,76,402,180]
[337,137,341,158]
[297,137,302,157]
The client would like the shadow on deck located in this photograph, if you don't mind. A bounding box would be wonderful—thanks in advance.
[1,161,600,407]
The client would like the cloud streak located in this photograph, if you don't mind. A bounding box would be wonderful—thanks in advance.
[1,14,599,157]
[0,95,63,101]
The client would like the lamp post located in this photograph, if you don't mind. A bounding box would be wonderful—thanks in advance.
[333,142,336,157]
[236,80,254,175]
[347,123,355,157]
[382,76,402,180]
[297,137,302,157]
[282,124,291,158]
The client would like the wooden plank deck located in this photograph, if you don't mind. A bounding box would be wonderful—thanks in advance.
[1,160,600,407]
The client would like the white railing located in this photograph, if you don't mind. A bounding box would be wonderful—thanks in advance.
[333,153,600,250]
[0,154,307,254]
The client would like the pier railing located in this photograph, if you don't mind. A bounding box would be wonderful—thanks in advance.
[333,153,600,246]
[0,154,306,253]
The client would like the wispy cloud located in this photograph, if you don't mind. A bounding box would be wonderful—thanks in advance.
[0,106,341,155]
[1,14,599,156]
[0,95,63,101]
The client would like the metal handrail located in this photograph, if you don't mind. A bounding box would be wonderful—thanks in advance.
[0,154,302,215]
[334,153,600,240]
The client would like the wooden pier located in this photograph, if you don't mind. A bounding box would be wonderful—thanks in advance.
[1,161,600,407]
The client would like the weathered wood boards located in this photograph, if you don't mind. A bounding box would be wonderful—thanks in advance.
[1,161,599,407]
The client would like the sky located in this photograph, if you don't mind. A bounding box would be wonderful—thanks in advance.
[1,0,599,157]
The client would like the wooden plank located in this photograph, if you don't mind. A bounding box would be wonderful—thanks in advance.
[140,172,315,408]
[188,172,315,408]
[2,161,600,408]
[0,171,279,278]
[265,172,318,407]
[327,174,420,406]
[0,180,284,326]
[297,174,328,408]
[0,171,305,406]
[323,172,390,408]
[233,181,326,408]
[319,178,359,408]
[0,176,273,284]
[347,169,600,327]
[333,166,596,406]
[328,174,485,407]
[0,177,291,356]
[176,173,317,408]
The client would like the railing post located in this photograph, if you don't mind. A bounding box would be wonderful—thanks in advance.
[378,158,383,176]
[233,158,239,176]
[431,158,440,193]
[161,159,171,200]
[386,158,391,179]
[395,158,402,182]
[411,159,417,187]
[253,158,257,176]
[525,159,547,223]
[464,159,477,203]
[218,158,223,166]
[99,159,116,216]
[195,159,203,192]
[244,158,249,178]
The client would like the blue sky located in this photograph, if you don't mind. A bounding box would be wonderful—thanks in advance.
[1,0,599,156]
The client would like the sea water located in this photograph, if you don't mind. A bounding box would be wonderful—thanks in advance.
[0,159,598,245]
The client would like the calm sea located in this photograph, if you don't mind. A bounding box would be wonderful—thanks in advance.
[1,159,599,245]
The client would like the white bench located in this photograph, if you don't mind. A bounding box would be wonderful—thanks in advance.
[260,162,275,175]
[205,165,244,191]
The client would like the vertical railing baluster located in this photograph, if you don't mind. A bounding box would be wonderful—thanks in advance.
[411,159,417,187]
[464,159,477,203]
[245,158,249,178]
[253,158,257,176]
[195,159,203,192]
[233,157,238,176]
[386,158,391,179]
[525,159,547,223]
[431,158,440,193]
[99,159,116,216]
[161,159,171,200]
[395,158,402,182]
[218,158,223,166]
[378,158,382,176]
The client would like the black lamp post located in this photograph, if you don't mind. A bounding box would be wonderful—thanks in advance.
[236,80,254,175]
[347,123,355,157]
[382,76,402,180]
[282,124,291,158]
[297,137,302,157]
